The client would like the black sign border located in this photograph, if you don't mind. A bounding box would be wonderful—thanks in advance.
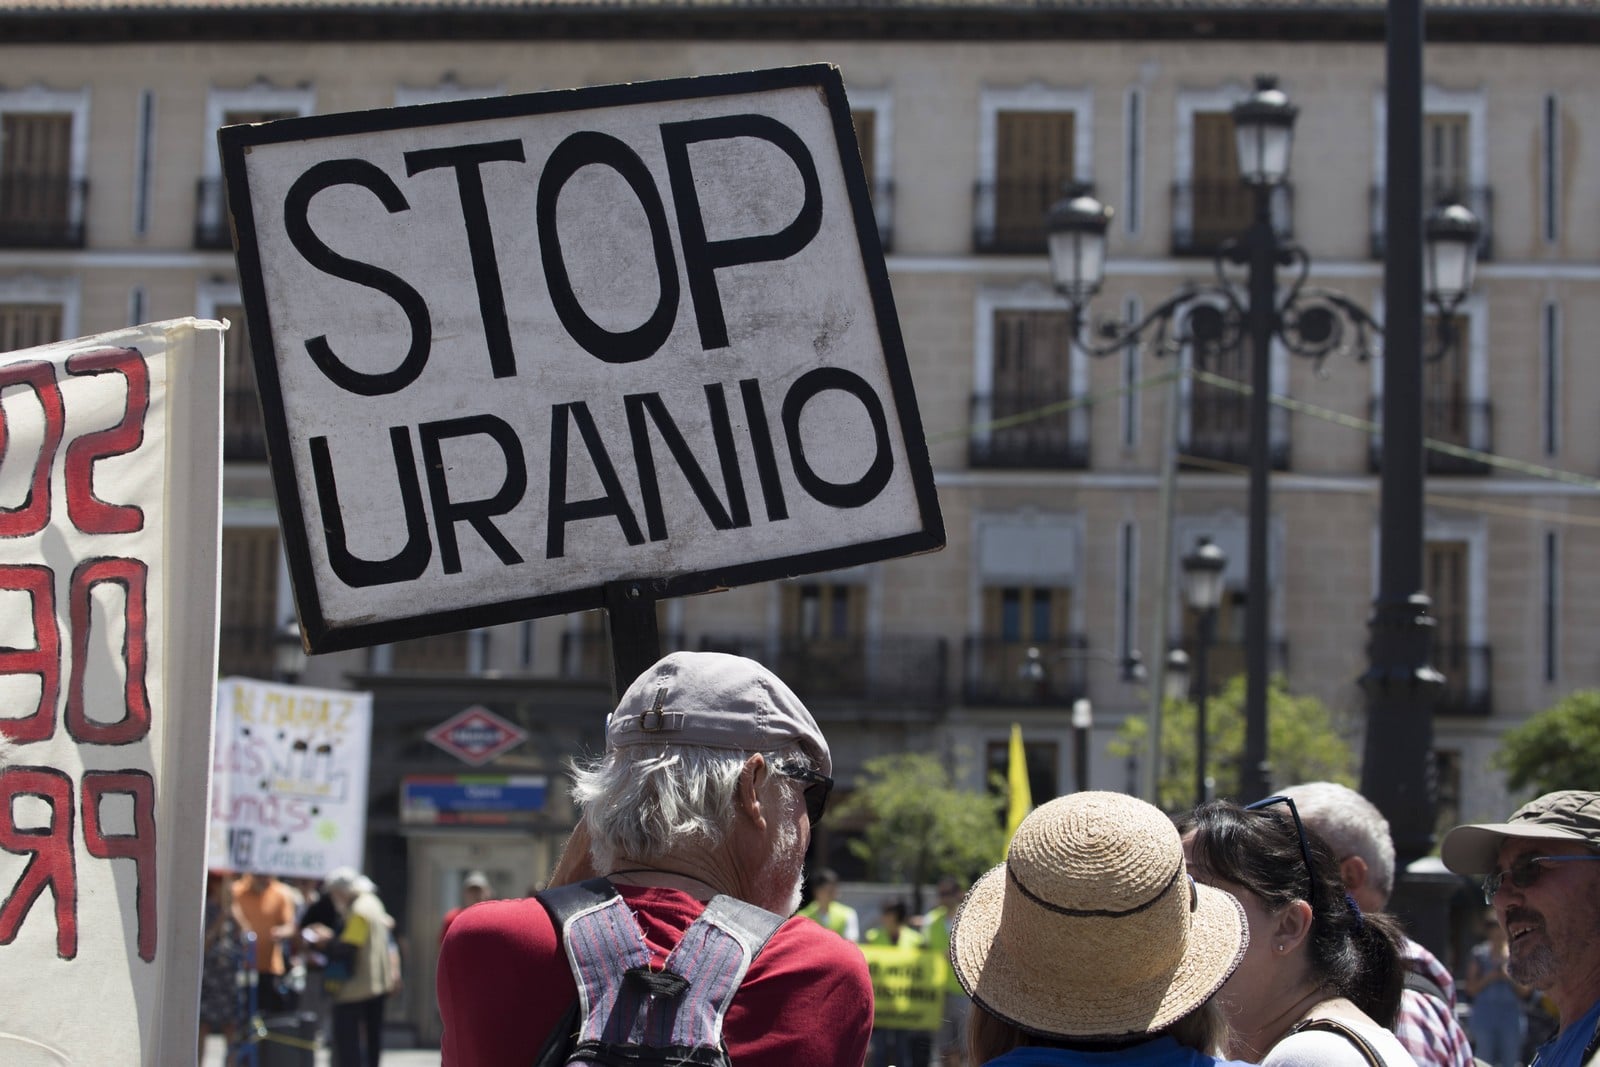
[220,63,944,654]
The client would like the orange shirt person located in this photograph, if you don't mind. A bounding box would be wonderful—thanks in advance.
[233,872,298,1013]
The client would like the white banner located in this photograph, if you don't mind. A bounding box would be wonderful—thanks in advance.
[0,318,223,1066]
[210,677,372,879]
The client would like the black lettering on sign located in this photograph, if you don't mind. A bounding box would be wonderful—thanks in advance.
[782,367,893,508]
[546,402,645,559]
[311,428,433,587]
[284,159,433,396]
[739,378,788,522]
[624,387,749,542]
[660,114,823,351]
[404,140,526,381]
[537,132,680,364]
[418,414,527,574]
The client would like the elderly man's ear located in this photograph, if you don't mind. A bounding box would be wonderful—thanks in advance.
[735,754,773,830]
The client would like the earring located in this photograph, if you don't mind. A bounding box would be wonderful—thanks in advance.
[1275,943,1286,953]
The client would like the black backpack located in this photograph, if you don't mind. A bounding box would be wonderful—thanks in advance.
[532,878,787,1067]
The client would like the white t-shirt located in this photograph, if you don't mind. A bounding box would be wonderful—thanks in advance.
[1262,1018,1420,1067]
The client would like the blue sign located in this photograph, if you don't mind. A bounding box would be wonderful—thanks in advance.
[401,774,547,825]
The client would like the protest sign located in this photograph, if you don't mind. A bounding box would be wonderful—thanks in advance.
[220,63,944,653]
[0,318,223,1065]
[860,943,945,1031]
[209,677,372,879]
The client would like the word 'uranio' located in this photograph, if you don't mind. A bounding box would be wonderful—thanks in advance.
[286,114,823,394]
[0,348,159,963]
[312,367,894,588]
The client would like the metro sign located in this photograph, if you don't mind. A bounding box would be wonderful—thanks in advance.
[426,705,527,766]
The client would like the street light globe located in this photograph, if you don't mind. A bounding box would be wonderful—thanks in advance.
[1046,186,1114,307]
[1181,536,1229,613]
[1164,648,1191,703]
[1232,74,1298,187]
[1424,201,1482,312]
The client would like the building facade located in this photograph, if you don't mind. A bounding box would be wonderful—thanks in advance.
[4,0,1599,1038]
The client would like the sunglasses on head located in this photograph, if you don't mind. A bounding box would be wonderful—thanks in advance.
[1482,854,1600,906]
[776,764,832,828]
[1245,794,1318,911]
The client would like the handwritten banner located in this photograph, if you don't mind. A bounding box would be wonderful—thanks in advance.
[860,944,945,1031]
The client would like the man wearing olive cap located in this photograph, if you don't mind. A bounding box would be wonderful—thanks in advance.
[436,651,872,1066]
[1441,790,1600,1067]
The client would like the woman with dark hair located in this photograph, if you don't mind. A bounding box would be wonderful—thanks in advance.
[950,791,1256,1066]
[1180,797,1418,1067]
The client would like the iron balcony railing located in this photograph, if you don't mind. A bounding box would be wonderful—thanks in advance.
[224,385,269,461]
[0,174,88,248]
[963,635,1090,707]
[1173,639,1291,697]
[1182,390,1291,470]
[1368,397,1493,476]
[969,393,1091,470]
[1171,180,1293,257]
[1433,642,1492,717]
[195,178,232,249]
[698,634,948,706]
[1370,184,1494,261]
[972,178,1072,254]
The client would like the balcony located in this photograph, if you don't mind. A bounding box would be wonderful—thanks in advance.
[1182,391,1290,470]
[969,393,1090,470]
[1171,180,1293,257]
[0,174,87,248]
[224,385,269,461]
[1433,642,1492,717]
[963,635,1090,706]
[1368,397,1493,476]
[195,178,232,249]
[1177,639,1290,696]
[973,178,1065,254]
[698,634,948,706]
[1371,184,1494,261]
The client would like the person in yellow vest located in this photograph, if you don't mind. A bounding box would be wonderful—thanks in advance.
[922,876,970,1066]
[322,869,398,1067]
[867,898,925,1067]
[799,867,860,941]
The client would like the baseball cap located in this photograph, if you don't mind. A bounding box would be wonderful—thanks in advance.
[1440,790,1600,875]
[605,651,831,777]
[463,870,491,891]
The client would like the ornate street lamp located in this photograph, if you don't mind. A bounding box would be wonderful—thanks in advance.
[1181,538,1227,806]
[1071,698,1094,792]
[1044,74,1480,804]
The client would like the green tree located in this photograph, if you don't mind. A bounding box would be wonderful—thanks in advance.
[1495,689,1600,795]
[1110,675,1357,812]
[835,752,1007,893]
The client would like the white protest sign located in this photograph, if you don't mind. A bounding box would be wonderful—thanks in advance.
[209,677,372,879]
[0,318,222,1066]
[221,64,944,653]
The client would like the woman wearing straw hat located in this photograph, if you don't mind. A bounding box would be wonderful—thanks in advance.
[1180,798,1417,1067]
[949,791,1257,1066]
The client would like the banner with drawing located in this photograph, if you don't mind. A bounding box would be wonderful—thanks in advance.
[0,318,223,1065]
[210,677,372,878]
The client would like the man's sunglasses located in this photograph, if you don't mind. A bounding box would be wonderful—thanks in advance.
[1482,854,1600,906]
[777,765,833,828]
[1245,794,1318,911]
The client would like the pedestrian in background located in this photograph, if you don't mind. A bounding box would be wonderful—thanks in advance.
[868,897,925,1067]
[799,866,861,941]
[438,870,491,945]
[198,870,246,1063]
[1286,781,1477,1067]
[950,791,1254,1067]
[233,871,298,1015]
[324,868,397,1067]
[1463,910,1528,1067]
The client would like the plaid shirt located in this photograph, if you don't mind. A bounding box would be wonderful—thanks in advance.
[1395,937,1477,1067]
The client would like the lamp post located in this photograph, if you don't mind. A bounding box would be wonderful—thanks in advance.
[1019,646,1143,794]
[1181,537,1227,806]
[1070,698,1093,792]
[274,615,307,684]
[1046,74,1479,806]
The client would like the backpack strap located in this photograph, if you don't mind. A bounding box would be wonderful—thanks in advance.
[532,879,620,1067]
[1403,967,1449,1006]
[1292,1017,1385,1067]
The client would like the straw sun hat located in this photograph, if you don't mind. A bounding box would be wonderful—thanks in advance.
[950,791,1248,1040]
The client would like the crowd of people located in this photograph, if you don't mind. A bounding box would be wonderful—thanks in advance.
[414,650,1598,1067]
[197,865,400,1066]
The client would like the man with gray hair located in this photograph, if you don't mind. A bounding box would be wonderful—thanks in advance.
[436,651,873,1066]
[1286,781,1477,1067]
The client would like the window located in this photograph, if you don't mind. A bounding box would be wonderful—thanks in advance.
[0,86,88,248]
[1425,538,1490,716]
[219,525,282,678]
[986,738,1059,809]
[986,586,1069,643]
[1423,114,1469,206]
[976,87,1090,254]
[847,92,894,252]
[1371,89,1490,260]
[1186,112,1252,249]
[780,582,867,699]
[0,303,63,350]
[1421,312,1491,474]
[218,305,267,461]
[973,291,1089,469]
[200,84,314,248]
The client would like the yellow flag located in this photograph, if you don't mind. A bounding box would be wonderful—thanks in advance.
[1006,723,1033,843]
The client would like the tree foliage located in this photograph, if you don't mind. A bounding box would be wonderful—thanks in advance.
[1109,675,1357,812]
[835,752,1007,889]
[1495,689,1600,795]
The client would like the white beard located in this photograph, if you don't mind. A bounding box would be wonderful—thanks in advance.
[754,800,805,916]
